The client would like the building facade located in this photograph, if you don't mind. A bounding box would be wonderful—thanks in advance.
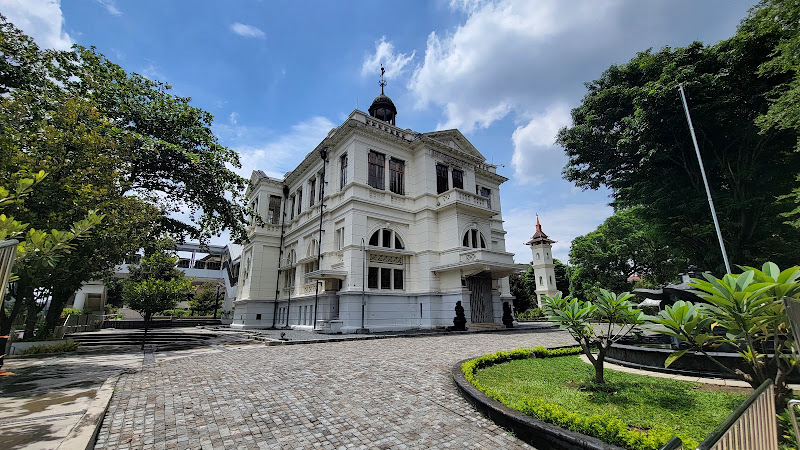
[232,91,518,333]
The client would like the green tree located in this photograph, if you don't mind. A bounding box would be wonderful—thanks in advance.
[122,242,194,348]
[189,283,222,316]
[0,172,102,339]
[0,16,253,335]
[569,208,684,300]
[557,11,800,274]
[543,289,644,383]
[509,266,536,312]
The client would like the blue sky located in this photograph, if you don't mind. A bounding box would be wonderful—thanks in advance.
[2,0,756,263]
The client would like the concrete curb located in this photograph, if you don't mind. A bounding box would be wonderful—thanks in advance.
[452,357,625,450]
[255,325,558,346]
[58,374,118,450]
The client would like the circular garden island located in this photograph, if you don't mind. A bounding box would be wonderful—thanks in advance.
[457,346,748,450]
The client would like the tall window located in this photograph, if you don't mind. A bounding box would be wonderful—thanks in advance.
[389,158,405,195]
[335,227,345,250]
[479,186,492,209]
[368,151,385,189]
[340,153,348,189]
[309,178,316,206]
[318,173,323,202]
[452,169,464,190]
[284,249,296,288]
[267,196,281,224]
[436,164,449,194]
[248,196,258,225]
[290,195,296,220]
[297,189,303,215]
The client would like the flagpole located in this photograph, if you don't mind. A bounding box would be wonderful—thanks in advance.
[678,83,731,275]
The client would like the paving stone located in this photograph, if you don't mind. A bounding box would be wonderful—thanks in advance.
[95,330,574,449]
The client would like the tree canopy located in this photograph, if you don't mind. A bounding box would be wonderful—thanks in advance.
[569,208,684,300]
[557,0,800,274]
[0,16,252,336]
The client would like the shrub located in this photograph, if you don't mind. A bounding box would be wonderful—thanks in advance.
[517,308,544,320]
[60,307,82,318]
[19,341,81,355]
[161,308,190,318]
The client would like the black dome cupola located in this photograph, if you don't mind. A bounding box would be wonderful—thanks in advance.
[368,64,397,125]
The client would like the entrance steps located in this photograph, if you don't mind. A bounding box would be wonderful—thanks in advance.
[468,322,505,331]
[65,329,214,349]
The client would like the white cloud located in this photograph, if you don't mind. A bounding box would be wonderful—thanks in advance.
[361,37,416,80]
[511,103,571,185]
[229,112,239,126]
[504,201,613,264]
[1,0,73,50]
[95,0,122,16]
[231,116,336,179]
[230,22,266,39]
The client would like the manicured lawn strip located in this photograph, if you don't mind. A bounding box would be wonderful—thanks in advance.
[468,353,748,450]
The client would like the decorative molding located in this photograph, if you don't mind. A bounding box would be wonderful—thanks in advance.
[369,254,403,265]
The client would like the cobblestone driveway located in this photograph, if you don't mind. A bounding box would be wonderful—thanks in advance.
[96,330,573,449]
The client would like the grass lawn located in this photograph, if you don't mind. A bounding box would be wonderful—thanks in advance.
[473,355,749,447]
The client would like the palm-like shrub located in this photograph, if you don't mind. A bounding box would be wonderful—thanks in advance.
[649,262,800,409]
[543,289,644,383]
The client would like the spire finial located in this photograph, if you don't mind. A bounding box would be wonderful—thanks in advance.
[536,214,542,232]
[379,64,387,95]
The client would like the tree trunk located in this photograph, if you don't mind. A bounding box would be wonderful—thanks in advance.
[594,345,607,384]
[23,298,39,339]
[43,288,71,337]
[1,281,27,336]
[141,312,150,350]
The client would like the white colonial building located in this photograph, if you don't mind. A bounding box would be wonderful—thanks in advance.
[231,85,519,333]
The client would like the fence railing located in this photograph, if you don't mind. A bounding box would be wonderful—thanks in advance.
[660,379,778,450]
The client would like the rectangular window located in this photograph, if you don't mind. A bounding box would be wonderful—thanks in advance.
[309,179,316,206]
[381,267,391,289]
[290,195,296,220]
[268,196,281,224]
[340,153,348,189]
[368,267,379,289]
[297,189,303,215]
[393,269,404,290]
[389,158,405,195]
[256,314,262,321]
[335,227,344,250]
[436,164,449,194]
[368,151,385,190]
[452,169,463,190]
[318,174,323,202]
[480,186,492,209]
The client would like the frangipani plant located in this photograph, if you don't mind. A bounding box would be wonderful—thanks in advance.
[648,262,800,409]
[543,289,644,383]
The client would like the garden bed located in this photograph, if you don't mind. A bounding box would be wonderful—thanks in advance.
[459,348,749,450]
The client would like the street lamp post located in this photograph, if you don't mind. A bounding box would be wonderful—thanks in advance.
[357,238,369,333]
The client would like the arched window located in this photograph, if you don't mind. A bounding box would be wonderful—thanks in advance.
[307,239,318,258]
[462,229,487,248]
[368,228,404,249]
